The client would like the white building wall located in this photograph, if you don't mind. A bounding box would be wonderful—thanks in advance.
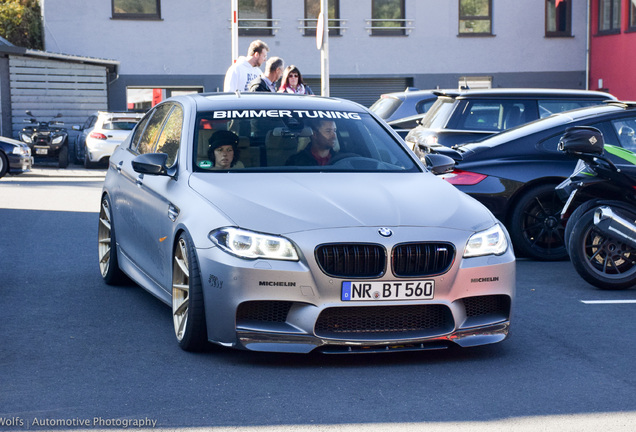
[41,0,591,106]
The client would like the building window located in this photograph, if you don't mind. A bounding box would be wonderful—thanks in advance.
[370,0,406,36]
[629,0,636,31]
[546,0,571,36]
[304,0,340,36]
[598,0,621,34]
[112,0,161,20]
[239,0,273,36]
[458,0,492,35]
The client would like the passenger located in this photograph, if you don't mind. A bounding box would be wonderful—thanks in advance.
[278,65,314,95]
[285,119,337,166]
[249,57,285,92]
[223,40,269,92]
[208,130,241,170]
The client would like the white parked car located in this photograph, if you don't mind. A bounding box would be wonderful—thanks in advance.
[73,111,144,168]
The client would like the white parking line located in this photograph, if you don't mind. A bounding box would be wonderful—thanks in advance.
[581,300,636,304]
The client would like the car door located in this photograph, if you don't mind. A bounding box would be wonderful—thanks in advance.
[131,104,184,290]
[113,103,178,292]
[76,115,96,158]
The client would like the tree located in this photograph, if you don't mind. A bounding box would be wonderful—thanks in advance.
[0,0,43,50]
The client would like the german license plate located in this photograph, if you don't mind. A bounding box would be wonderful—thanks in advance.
[35,148,48,155]
[342,280,434,301]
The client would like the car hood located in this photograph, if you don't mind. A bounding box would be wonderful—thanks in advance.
[188,172,495,234]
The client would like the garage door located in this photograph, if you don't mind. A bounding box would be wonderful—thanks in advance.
[304,77,412,107]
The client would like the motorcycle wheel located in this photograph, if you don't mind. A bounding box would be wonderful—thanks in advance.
[58,144,69,168]
[568,207,636,290]
[564,200,602,255]
[509,183,568,261]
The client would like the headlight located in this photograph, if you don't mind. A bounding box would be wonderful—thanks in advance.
[11,145,28,156]
[21,134,32,143]
[463,224,508,258]
[52,135,64,144]
[210,227,299,261]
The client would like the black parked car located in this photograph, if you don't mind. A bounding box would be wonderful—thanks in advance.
[405,88,617,150]
[414,101,636,261]
[0,136,32,179]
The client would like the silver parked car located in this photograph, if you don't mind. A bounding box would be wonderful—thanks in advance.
[99,93,515,354]
[73,111,144,167]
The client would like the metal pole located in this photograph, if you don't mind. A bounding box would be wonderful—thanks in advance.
[320,0,330,97]
[231,0,238,63]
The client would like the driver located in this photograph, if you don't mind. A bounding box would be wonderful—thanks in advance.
[285,119,337,166]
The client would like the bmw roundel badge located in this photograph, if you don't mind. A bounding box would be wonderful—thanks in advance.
[378,228,393,237]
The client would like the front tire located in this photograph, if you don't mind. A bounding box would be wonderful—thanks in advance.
[172,231,208,351]
[0,151,8,178]
[569,208,636,290]
[58,144,69,168]
[98,195,127,285]
[509,184,568,260]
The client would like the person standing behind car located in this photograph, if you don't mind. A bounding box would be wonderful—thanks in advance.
[248,57,284,92]
[223,40,269,92]
[278,65,314,95]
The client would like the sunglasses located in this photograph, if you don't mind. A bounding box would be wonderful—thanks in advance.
[289,73,299,77]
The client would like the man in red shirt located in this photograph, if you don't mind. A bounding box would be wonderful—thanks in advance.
[286,120,337,166]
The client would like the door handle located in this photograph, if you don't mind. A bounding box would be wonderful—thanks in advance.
[136,175,143,187]
[116,161,123,173]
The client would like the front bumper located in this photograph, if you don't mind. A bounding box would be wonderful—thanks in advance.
[197,226,515,354]
[29,142,63,158]
[86,140,119,163]
[9,153,33,174]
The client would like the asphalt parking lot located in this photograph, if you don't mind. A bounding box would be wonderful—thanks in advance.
[1,164,635,432]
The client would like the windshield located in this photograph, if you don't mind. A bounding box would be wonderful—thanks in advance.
[369,97,402,119]
[419,97,456,128]
[193,110,419,173]
[103,119,140,130]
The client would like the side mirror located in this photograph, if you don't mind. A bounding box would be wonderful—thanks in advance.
[424,153,456,175]
[25,110,34,117]
[132,153,171,176]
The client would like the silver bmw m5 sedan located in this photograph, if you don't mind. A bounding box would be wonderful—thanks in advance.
[99,92,515,354]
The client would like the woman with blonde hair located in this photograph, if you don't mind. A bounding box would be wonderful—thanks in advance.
[278,65,314,95]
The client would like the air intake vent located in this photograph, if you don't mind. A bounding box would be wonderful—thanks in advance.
[315,304,454,338]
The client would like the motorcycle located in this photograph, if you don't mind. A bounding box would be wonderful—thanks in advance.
[556,126,636,290]
[20,110,69,168]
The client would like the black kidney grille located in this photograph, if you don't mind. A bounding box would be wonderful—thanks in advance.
[392,242,455,277]
[316,244,386,278]
[315,304,453,337]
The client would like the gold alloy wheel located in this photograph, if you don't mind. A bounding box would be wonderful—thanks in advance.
[98,198,112,277]
[172,237,190,341]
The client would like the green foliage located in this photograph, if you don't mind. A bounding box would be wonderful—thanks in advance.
[372,0,402,29]
[0,0,43,49]
[113,0,158,15]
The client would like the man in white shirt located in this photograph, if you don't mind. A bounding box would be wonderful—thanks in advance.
[223,40,269,92]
